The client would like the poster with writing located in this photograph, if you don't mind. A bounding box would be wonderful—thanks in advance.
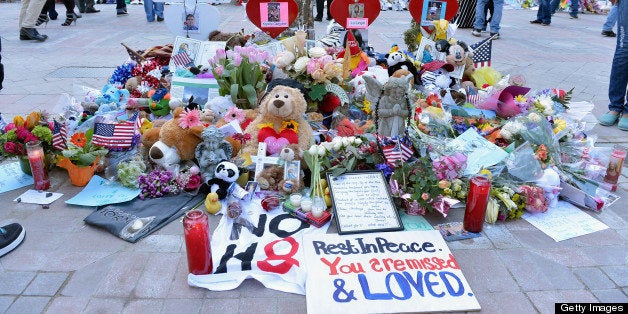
[188,201,329,294]
[327,171,403,234]
[447,128,508,175]
[522,201,609,242]
[65,175,140,207]
[0,162,33,194]
[303,230,481,313]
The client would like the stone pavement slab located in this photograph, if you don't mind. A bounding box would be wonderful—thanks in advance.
[0,2,626,313]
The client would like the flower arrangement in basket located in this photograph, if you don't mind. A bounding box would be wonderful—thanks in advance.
[209,45,271,109]
[57,130,109,186]
[0,112,54,158]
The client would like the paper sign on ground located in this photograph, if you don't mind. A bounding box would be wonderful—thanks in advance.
[447,128,508,175]
[303,230,481,313]
[14,189,63,205]
[0,162,33,194]
[399,212,433,231]
[522,201,609,242]
[188,201,329,294]
[65,175,140,207]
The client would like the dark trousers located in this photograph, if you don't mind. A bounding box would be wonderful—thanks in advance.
[116,0,126,11]
[41,0,76,15]
[315,0,331,19]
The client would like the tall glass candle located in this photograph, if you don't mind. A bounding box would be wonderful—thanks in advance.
[183,209,212,275]
[26,141,50,191]
[603,145,626,191]
[463,175,491,233]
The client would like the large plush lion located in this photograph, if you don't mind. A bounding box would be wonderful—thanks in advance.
[241,79,313,156]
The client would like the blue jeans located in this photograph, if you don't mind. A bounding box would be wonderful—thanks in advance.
[144,0,163,21]
[608,0,628,113]
[550,0,578,15]
[536,0,552,24]
[603,5,618,31]
[474,0,503,33]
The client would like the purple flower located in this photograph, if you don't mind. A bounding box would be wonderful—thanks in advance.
[232,53,243,66]
[215,48,227,60]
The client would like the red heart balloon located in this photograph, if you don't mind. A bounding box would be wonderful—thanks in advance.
[408,0,459,26]
[329,0,380,29]
[246,0,299,38]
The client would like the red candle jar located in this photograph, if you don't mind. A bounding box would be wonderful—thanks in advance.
[26,141,50,191]
[183,209,212,275]
[463,175,491,233]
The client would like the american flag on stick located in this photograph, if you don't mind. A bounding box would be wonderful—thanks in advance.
[470,36,494,68]
[52,120,67,150]
[121,42,146,64]
[382,140,414,166]
[92,113,139,149]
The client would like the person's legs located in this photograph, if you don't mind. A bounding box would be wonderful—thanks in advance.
[603,5,618,31]
[144,0,154,21]
[537,0,552,24]
[488,0,503,34]
[569,0,579,17]
[36,0,52,26]
[154,2,164,20]
[550,0,559,14]
[473,0,488,33]
[76,0,86,13]
[116,0,128,14]
[85,0,99,13]
[609,0,628,116]
[20,0,48,41]
[326,0,332,19]
[315,0,324,20]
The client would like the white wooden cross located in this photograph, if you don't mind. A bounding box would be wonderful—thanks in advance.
[251,142,280,182]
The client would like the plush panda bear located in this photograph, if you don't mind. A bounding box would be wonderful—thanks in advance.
[386,51,420,85]
[206,161,240,200]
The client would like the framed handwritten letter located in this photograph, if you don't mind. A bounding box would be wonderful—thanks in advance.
[326,171,403,235]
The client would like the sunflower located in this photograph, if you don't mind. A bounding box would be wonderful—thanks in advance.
[71,132,87,148]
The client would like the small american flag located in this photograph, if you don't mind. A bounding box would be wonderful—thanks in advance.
[92,113,139,149]
[470,37,493,68]
[382,141,414,166]
[467,88,482,106]
[171,51,193,67]
[52,120,67,150]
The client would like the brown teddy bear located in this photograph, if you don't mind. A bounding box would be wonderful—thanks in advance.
[146,107,204,170]
[208,30,250,50]
[241,79,313,157]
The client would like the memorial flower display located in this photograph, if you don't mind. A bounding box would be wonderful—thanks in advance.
[0,112,54,158]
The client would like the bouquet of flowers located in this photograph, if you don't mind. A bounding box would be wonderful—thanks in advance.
[304,135,378,178]
[389,156,447,216]
[273,46,343,89]
[60,130,109,167]
[0,112,54,158]
[209,45,271,109]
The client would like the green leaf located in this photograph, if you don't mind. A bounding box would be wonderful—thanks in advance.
[331,166,346,177]
[230,84,240,104]
[242,84,258,108]
[345,157,355,171]
[308,84,327,101]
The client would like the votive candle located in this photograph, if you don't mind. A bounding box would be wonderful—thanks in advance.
[26,141,50,191]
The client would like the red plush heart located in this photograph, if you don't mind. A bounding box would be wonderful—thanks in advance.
[246,0,299,38]
[329,0,380,29]
[408,0,459,27]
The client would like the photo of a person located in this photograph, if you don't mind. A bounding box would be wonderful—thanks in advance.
[244,181,258,202]
[421,0,446,26]
[427,2,442,21]
[183,13,199,31]
[284,161,300,181]
[349,3,364,18]
[268,2,280,22]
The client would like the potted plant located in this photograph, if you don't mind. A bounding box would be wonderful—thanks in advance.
[0,112,55,175]
[57,130,108,186]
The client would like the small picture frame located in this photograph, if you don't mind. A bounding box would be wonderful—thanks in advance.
[244,181,259,202]
[182,12,200,33]
[416,37,436,62]
[283,160,301,182]
[348,3,364,18]
[421,0,446,26]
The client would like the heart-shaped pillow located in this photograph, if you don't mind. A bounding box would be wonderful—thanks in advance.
[246,0,299,38]
[264,136,290,155]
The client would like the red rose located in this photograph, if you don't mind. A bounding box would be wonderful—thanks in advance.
[186,174,202,191]
[3,142,16,154]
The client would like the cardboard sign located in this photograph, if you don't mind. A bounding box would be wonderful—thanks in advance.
[246,0,298,38]
[188,201,329,294]
[330,0,380,29]
[303,230,481,313]
[65,175,140,207]
[326,171,403,235]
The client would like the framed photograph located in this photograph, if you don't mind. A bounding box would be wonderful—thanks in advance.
[283,160,300,182]
[260,2,289,27]
[182,12,200,33]
[326,171,403,235]
[348,3,364,18]
[421,0,446,26]
[416,37,436,62]
[169,77,219,108]
[171,36,201,69]
[244,181,259,202]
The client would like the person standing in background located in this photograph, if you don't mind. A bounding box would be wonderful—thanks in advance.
[314,0,332,21]
[551,0,579,18]
[598,0,628,130]
[19,0,48,41]
[117,0,128,16]
[36,0,82,27]
[76,0,100,13]
[602,3,618,37]
[472,0,503,38]
[530,0,552,25]
[144,0,164,22]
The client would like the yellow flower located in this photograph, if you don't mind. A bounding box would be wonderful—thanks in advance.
[363,100,372,114]
[13,115,25,127]
[553,118,567,134]
[479,169,492,180]
[258,122,274,129]
[514,95,527,103]
[280,120,299,133]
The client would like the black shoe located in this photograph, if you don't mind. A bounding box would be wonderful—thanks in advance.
[326,16,333,20]
[49,10,58,20]
[35,14,49,26]
[569,13,578,19]
[62,12,78,26]
[85,7,100,13]
[157,16,164,21]
[117,11,129,16]
[530,19,542,24]
[314,16,322,21]
[602,30,616,37]
[0,223,25,257]
[19,28,47,42]
[490,33,500,39]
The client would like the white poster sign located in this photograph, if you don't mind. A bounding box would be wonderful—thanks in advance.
[303,230,481,313]
[188,201,330,294]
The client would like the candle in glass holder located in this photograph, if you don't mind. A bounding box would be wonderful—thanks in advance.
[463,175,491,233]
[26,141,50,191]
[300,197,313,212]
[311,196,326,218]
[183,209,212,275]
[603,145,626,191]
[290,193,302,207]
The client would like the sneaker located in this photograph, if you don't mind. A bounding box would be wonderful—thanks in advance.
[490,33,500,39]
[569,13,578,19]
[471,29,482,37]
[602,30,616,37]
[0,223,25,258]
[117,11,128,16]
[157,16,164,22]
